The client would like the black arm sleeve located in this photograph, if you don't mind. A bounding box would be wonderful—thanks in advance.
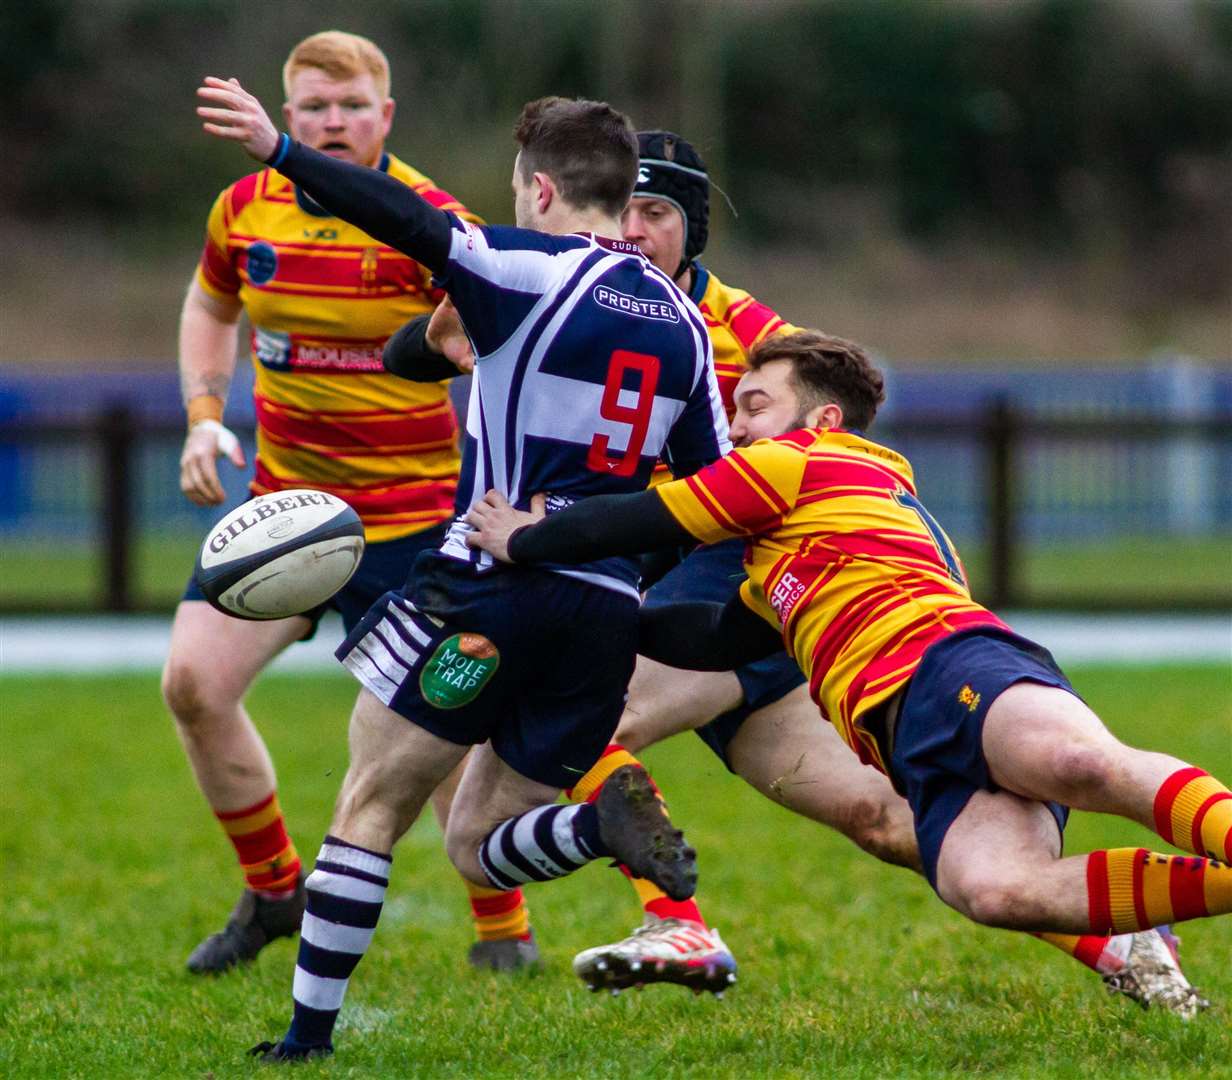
[507,491,695,565]
[638,594,785,670]
[269,137,453,273]
[382,315,462,381]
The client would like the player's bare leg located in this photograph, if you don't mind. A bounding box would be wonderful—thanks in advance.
[616,659,744,753]
[431,749,539,970]
[727,685,921,871]
[982,683,1204,829]
[162,600,313,973]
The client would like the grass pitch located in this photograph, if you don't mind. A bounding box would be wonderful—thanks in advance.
[2,665,1230,1078]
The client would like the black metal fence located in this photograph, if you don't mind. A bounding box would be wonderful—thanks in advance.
[1,405,1229,614]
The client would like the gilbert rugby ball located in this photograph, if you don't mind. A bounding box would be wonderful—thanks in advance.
[194,489,365,620]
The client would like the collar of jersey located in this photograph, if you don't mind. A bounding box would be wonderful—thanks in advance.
[688,261,709,304]
[294,151,391,217]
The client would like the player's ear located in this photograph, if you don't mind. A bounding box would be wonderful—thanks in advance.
[380,97,395,135]
[281,100,293,128]
[533,172,555,215]
[807,402,844,431]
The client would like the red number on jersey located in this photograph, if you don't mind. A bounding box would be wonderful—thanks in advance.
[586,350,660,477]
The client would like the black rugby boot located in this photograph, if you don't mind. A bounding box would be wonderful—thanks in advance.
[186,874,307,974]
[595,765,697,901]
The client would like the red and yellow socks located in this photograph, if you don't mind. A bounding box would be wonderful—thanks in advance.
[1034,932,1120,975]
[569,744,707,928]
[1086,847,1232,934]
[465,880,532,942]
[215,792,301,897]
[1153,767,1232,863]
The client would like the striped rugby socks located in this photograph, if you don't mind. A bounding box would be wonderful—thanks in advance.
[569,745,707,926]
[215,791,301,897]
[478,804,607,888]
[285,836,390,1051]
[1152,767,1231,863]
[464,880,532,942]
[1086,848,1232,934]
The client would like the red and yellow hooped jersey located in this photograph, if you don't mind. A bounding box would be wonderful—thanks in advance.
[693,265,799,418]
[650,264,798,486]
[656,427,1006,773]
[195,154,480,542]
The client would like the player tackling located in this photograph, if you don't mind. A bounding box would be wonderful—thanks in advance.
[467,331,1232,985]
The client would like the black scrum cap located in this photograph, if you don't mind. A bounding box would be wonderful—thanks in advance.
[634,130,710,268]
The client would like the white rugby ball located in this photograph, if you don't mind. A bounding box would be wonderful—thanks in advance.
[194,489,365,620]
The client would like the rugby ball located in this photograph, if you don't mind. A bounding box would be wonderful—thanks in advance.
[194,489,365,620]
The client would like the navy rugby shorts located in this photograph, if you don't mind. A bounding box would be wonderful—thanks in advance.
[336,554,639,789]
[641,537,805,770]
[182,514,448,638]
[889,626,1077,889]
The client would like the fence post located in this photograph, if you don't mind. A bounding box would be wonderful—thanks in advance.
[985,397,1017,609]
[99,405,135,612]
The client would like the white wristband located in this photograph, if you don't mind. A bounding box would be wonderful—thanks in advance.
[191,418,239,458]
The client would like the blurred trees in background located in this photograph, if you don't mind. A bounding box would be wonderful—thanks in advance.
[1,0,1228,359]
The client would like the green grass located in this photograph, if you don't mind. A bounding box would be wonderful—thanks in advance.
[3,533,1229,610]
[2,666,1230,1078]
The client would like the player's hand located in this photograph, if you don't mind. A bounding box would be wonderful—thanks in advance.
[197,76,280,161]
[465,490,546,562]
[180,419,246,507]
[426,297,475,374]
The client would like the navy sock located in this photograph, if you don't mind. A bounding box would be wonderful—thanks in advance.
[477,804,608,889]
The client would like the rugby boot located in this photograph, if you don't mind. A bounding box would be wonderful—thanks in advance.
[467,928,542,972]
[248,1039,332,1063]
[1101,926,1210,1019]
[186,874,307,974]
[574,917,737,997]
[595,765,697,901]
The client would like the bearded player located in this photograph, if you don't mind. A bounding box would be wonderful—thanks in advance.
[404,134,1206,1013]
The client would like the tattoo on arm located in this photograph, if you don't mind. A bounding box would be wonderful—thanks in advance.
[181,372,232,406]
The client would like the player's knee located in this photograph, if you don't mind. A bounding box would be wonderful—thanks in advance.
[161,655,225,729]
[1048,740,1115,796]
[443,821,487,885]
[611,709,652,754]
[950,869,1036,929]
[834,795,914,868]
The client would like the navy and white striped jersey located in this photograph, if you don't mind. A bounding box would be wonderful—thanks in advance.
[436,219,730,597]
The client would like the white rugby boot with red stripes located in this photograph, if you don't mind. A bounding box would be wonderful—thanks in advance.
[573,917,736,997]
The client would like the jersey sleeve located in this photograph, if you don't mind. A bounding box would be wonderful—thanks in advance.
[432,221,568,356]
[194,189,241,299]
[656,437,805,544]
[411,182,484,299]
[660,334,731,476]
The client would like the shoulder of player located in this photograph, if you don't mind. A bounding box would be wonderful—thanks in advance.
[386,155,483,222]
[210,169,275,228]
[697,267,789,351]
[811,429,916,484]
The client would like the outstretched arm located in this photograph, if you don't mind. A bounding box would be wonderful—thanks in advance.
[466,489,694,564]
[196,76,452,272]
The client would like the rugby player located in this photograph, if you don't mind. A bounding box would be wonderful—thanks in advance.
[198,79,729,1059]
[395,132,1206,1011]
[163,31,535,975]
[468,330,1227,1016]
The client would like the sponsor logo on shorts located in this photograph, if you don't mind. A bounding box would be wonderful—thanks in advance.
[958,684,981,712]
[592,284,679,323]
[420,633,500,709]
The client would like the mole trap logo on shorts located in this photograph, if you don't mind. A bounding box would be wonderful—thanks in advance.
[420,633,500,709]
